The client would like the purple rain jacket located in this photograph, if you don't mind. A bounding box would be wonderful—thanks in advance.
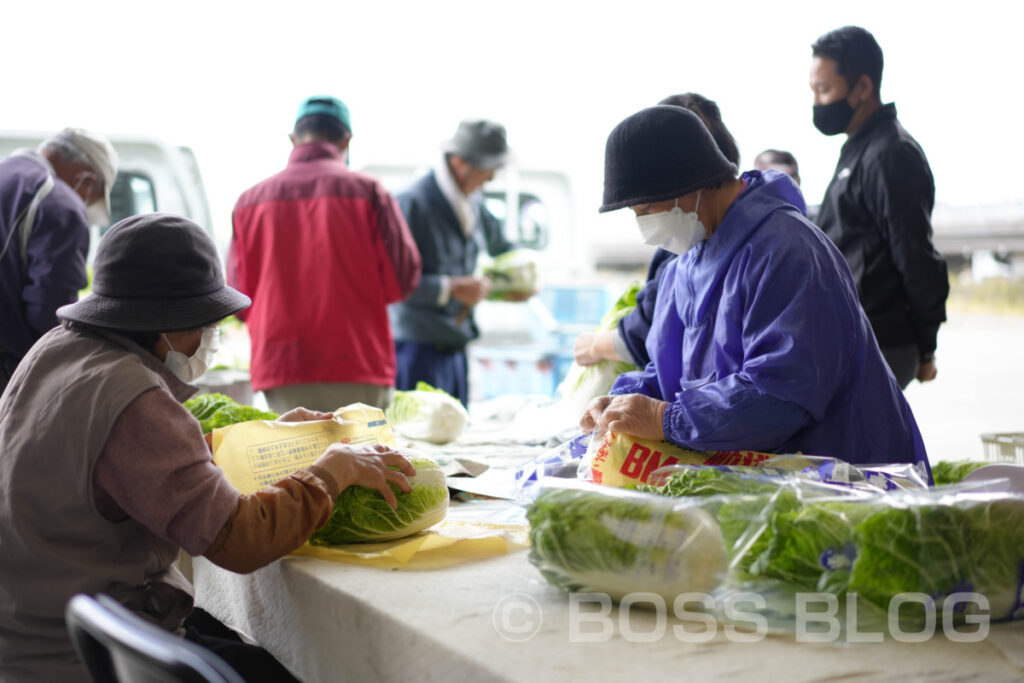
[610,170,929,471]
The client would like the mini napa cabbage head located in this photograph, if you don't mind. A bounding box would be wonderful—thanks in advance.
[309,455,450,545]
[385,382,468,444]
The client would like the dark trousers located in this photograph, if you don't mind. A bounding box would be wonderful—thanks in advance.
[183,608,300,683]
[0,350,19,398]
[394,340,469,406]
[881,343,920,390]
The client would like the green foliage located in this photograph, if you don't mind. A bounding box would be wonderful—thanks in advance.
[184,393,278,434]
[931,460,989,486]
[948,276,1024,316]
[309,456,449,545]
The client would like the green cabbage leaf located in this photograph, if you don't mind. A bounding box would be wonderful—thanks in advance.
[931,460,989,486]
[527,486,728,602]
[309,455,449,545]
[640,466,1024,622]
[184,393,278,434]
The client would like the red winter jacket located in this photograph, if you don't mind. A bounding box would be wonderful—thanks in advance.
[228,142,420,391]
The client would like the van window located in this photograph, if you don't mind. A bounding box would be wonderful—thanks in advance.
[102,173,158,234]
[484,191,550,249]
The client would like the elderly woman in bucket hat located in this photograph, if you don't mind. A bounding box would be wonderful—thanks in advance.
[0,213,416,682]
[580,105,930,474]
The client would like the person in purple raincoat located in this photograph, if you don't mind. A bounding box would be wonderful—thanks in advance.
[580,105,929,474]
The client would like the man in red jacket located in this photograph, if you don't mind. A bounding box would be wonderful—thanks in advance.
[229,96,421,413]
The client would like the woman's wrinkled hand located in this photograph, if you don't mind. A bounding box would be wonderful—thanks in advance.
[313,444,416,509]
[579,393,667,442]
[277,407,334,423]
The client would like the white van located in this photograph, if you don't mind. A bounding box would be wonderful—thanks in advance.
[0,130,212,252]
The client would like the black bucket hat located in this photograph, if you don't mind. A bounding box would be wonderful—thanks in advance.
[57,213,251,332]
[600,105,738,213]
[442,119,509,170]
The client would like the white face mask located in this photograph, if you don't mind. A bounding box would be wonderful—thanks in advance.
[72,172,110,226]
[635,192,706,255]
[85,201,110,227]
[162,326,220,383]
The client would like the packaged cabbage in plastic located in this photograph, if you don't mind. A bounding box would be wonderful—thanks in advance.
[385,382,468,445]
[557,282,641,418]
[639,466,1024,626]
[527,480,729,602]
[483,249,538,299]
[843,486,1024,622]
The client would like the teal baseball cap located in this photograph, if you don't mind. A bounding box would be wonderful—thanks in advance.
[295,95,351,133]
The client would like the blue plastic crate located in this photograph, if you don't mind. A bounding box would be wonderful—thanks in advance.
[469,346,575,399]
[538,286,611,328]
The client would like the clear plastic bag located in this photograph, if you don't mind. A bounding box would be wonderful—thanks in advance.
[514,432,592,500]
[526,473,1024,638]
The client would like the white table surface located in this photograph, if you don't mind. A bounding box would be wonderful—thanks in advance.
[195,400,1024,682]
[193,546,1024,683]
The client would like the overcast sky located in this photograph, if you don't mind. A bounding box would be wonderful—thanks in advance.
[5,0,1021,242]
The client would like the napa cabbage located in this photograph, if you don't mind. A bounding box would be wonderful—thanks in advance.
[309,455,449,545]
[527,486,728,602]
[931,460,989,486]
[558,281,641,417]
[184,393,278,434]
[483,249,538,299]
[385,382,468,444]
[642,466,1024,621]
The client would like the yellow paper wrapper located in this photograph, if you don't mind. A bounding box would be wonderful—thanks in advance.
[211,403,395,494]
[294,519,530,570]
[209,403,529,569]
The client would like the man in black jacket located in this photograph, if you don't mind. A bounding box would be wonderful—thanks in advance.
[810,26,949,389]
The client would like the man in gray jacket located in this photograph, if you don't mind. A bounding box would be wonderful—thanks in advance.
[389,120,516,406]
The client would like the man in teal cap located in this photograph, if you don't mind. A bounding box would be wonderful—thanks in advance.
[229,95,422,413]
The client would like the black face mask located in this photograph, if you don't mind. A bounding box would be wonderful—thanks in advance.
[813,98,855,136]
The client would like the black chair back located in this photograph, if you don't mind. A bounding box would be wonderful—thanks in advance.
[65,593,245,683]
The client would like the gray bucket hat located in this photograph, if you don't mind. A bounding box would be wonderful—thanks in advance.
[58,213,251,331]
[442,119,509,170]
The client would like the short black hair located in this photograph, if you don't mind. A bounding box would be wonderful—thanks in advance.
[293,114,350,143]
[657,92,740,166]
[812,26,884,98]
[755,149,798,168]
